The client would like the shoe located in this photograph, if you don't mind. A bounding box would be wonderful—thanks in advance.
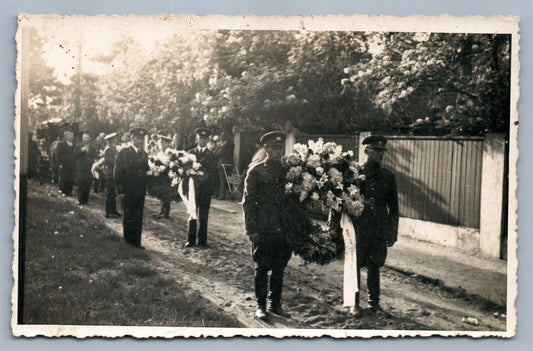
[254,307,268,321]
[113,213,122,218]
[126,242,145,250]
[106,213,120,218]
[368,304,382,313]
[268,305,291,318]
[184,242,195,248]
[198,243,208,248]
[349,305,363,317]
[152,213,164,218]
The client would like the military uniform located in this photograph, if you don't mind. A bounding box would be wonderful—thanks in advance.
[243,131,292,319]
[74,140,98,204]
[114,128,149,247]
[330,135,398,311]
[186,128,219,246]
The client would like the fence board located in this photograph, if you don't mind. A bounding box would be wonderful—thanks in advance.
[382,136,483,229]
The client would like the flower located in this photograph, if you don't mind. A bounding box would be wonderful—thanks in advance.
[311,192,320,201]
[192,162,201,171]
[306,154,321,169]
[286,166,303,181]
[328,168,343,186]
[308,138,324,155]
[285,154,303,167]
[316,167,324,176]
[301,172,316,191]
[285,182,294,194]
[293,143,308,157]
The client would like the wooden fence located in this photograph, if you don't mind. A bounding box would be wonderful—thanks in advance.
[381,135,484,229]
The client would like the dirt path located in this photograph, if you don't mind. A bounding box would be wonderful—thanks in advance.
[37,181,505,331]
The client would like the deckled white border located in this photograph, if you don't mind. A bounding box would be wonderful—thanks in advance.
[12,13,519,338]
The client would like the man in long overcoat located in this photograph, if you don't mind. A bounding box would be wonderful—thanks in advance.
[185,127,218,247]
[74,132,98,205]
[242,131,293,321]
[329,135,399,316]
[114,128,149,249]
[56,130,76,196]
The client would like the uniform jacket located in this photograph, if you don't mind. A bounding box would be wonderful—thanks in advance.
[114,145,149,196]
[188,146,218,197]
[331,161,399,243]
[242,158,285,235]
[56,140,75,173]
[74,143,98,180]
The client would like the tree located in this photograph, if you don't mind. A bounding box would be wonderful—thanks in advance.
[343,32,511,136]
[27,27,65,128]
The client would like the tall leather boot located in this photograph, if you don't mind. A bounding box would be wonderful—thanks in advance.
[367,266,381,311]
[268,268,290,317]
[254,267,268,320]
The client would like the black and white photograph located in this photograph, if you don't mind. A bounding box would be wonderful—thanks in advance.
[13,14,519,338]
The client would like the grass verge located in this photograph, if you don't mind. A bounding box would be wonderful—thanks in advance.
[22,181,242,327]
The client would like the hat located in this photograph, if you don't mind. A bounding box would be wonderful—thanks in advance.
[159,135,172,143]
[195,127,211,138]
[362,135,387,151]
[260,131,286,146]
[130,127,148,137]
[104,132,118,141]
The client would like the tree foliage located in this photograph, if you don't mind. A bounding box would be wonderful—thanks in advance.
[30,29,511,138]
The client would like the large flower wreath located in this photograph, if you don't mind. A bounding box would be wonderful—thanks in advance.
[281,139,365,265]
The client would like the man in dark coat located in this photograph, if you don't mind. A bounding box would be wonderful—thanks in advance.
[74,132,98,205]
[185,128,219,247]
[329,135,399,316]
[114,128,149,249]
[56,130,76,196]
[242,131,292,321]
[103,132,121,218]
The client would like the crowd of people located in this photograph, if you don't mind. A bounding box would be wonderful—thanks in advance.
[33,126,399,322]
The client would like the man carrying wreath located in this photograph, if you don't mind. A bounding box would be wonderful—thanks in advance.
[329,135,399,317]
[242,131,293,321]
[185,128,218,247]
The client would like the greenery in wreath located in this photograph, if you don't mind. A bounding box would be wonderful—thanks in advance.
[281,138,366,265]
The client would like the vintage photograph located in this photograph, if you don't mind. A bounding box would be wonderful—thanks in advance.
[13,14,519,338]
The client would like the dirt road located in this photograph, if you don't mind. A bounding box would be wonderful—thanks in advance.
[31,181,505,331]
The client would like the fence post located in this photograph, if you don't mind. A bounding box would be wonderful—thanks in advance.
[233,129,241,172]
[358,132,371,162]
[479,133,505,258]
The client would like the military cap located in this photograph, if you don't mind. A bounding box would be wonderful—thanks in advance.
[104,132,118,141]
[195,127,211,138]
[130,127,149,137]
[362,135,387,151]
[159,135,172,143]
[260,131,286,146]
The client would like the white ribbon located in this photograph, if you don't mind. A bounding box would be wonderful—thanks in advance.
[340,211,358,307]
[178,177,197,220]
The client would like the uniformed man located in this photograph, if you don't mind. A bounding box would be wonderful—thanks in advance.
[56,130,76,196]
[329,135,399,317]
[153,135,173,219]
[185,128,218,247]
[114,127,150,249]
[74,131,98,205]
[242,131,293,321]
[103,132,121,218]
